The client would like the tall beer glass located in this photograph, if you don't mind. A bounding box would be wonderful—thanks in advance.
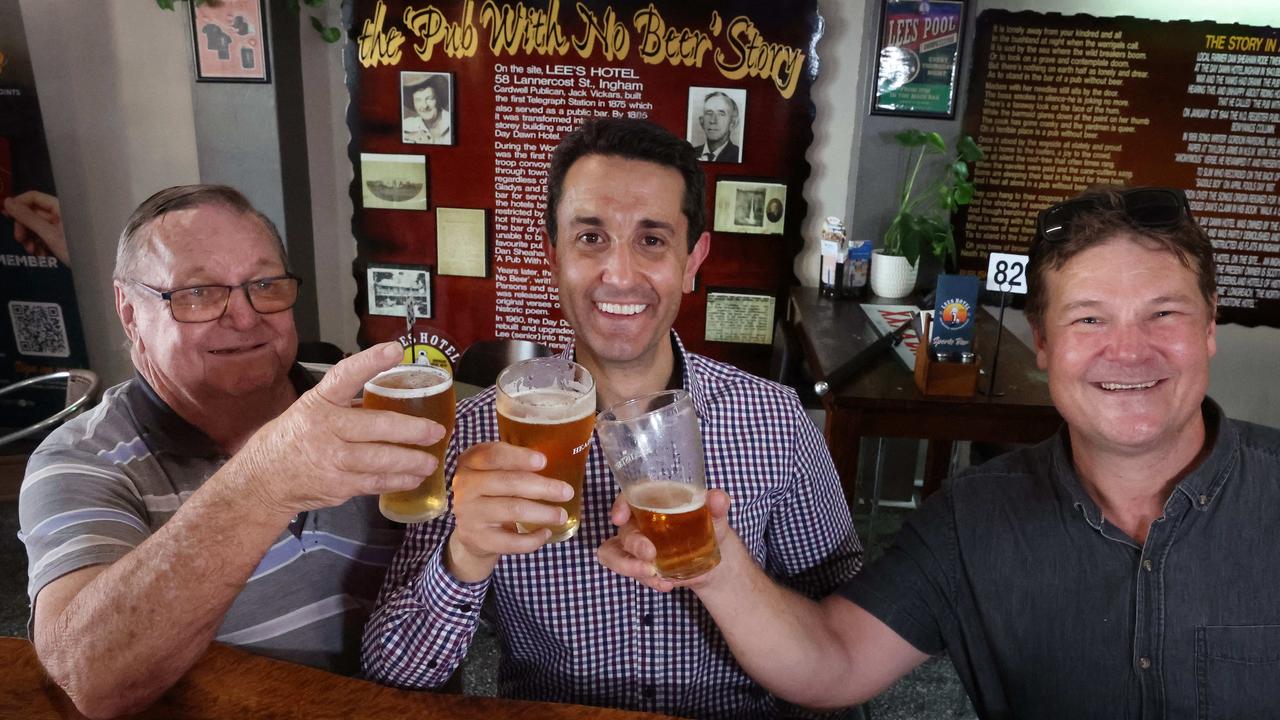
[363,365,456,523]
[597,390,719,580]
[496,358,596,543]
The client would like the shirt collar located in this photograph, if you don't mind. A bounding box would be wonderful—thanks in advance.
[124,364,315,459]
[556,331,710,419]
[1052,397,1237,525]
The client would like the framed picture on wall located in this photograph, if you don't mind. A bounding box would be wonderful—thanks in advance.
[190,0,271,83]
[360,153,429,211]
[713,179,787,235]
[870,0,967,118]
[687,87,747,163]
[400,71,455,145]
[367,263,433,318]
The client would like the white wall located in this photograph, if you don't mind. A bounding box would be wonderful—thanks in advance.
[19,1,201,386]
[300,2,360,354]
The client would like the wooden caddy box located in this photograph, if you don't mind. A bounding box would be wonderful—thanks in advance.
[913,314,980,397]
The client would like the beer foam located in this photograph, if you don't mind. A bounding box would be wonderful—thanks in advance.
[627,481,705,514]
[364,365,453,398]
[497,388,595,424]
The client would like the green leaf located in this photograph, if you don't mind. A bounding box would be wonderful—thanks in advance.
[958,135,984,162]
[894,129,929,147]
[304,0,326,6]
[924,132,946,153]
[155,0,176,10]
[954,183,974,205]
[951,160,968,180]
[321,26,342,43]
[310,15,325,32]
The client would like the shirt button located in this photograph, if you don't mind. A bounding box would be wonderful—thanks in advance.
[1142,559,1153,572]
[1199,494,1209,506]
[640,613,654,627]
[1139,656,1151,670]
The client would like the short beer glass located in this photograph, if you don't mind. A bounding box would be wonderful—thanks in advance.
[597,390,719,580]
[495,358,596,542]
[363,365,456,523]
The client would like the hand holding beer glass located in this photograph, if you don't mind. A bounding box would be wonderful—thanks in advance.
[597,390,720,580]
[362,364,456,523]
[495,358,596,542]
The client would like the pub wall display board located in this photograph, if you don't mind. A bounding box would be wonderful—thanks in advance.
[958,10,1280,328]
[345,0,824,376]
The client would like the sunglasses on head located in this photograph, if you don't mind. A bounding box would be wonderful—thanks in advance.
[1035,187,1193,248]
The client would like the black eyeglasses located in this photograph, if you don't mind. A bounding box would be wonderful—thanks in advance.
[1035,187,1193,248]
[132,274,302,323]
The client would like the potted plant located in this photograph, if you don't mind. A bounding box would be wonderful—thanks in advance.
[871,129,984,298]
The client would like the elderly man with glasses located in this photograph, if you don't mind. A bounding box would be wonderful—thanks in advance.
[601,185,1280,718]
[18,185,446,718]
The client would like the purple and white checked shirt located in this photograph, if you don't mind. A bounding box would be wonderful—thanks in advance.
[362,334,862,718]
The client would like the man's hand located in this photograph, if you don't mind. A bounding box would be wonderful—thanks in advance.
[445,442,574,583]
[230,342,446,520]
[3,191,71,265]
[596,488,735,593]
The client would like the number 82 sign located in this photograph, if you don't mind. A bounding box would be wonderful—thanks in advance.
[985,253,1029,295]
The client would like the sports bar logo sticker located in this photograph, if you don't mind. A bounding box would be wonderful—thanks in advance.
[938,298,972,331]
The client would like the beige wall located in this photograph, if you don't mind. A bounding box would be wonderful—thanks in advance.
[20,1,200,386]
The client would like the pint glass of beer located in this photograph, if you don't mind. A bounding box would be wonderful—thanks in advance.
[362,365,456,523]
[596,390,719,580]
[495,358,596,542]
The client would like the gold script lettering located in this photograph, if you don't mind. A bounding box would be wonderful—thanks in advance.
[404,0,479,60]
[357,0,405,68]
[715,16,805,99]
[480,0,571,57]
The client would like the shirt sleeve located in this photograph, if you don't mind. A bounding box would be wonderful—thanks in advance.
[763,391,864,598]
[360,403,491,688]
[19,435,151,616]
[836,483,958,655]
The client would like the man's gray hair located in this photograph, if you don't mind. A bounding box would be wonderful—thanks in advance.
[704,91,739,122]
[113,184,287,281]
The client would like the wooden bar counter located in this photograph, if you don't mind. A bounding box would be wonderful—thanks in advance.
[0,637,676,719]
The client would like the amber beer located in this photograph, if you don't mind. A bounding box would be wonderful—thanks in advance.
[596,389,718,579]
[362,365,456,523]
[496,359,596,542]
[627,480,719,580]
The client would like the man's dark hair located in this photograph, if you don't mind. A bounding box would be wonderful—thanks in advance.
[544,118,706,251]
[1024,186,1217,333]
[114,184,286,281]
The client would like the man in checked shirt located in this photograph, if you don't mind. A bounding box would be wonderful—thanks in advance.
[362,118,863,717]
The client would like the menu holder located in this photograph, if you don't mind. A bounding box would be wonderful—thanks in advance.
[913,314,979,397]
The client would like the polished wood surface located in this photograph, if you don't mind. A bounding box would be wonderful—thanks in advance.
[0,637,674,719]
[789,287,1063,501]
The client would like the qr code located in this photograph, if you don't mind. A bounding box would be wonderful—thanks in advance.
[9,301,70,358]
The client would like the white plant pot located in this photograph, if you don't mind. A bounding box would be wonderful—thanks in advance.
[870,251,919,298]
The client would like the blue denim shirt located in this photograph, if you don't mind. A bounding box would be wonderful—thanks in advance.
[841,399,1280,718]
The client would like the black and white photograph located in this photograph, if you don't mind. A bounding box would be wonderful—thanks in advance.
[686,87,746,164]
[360,153,428,211]
[367,263,432,318]
[401,71,454,145]
[713,179,787,235]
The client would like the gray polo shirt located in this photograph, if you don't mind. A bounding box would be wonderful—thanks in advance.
[840,399,1280,718]
[18,367,404,674]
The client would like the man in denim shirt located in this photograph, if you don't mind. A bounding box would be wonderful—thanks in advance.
[602,186,1280,717]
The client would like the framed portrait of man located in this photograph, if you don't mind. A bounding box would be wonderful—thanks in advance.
[686,87,746,164]
[401,71,455,145]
